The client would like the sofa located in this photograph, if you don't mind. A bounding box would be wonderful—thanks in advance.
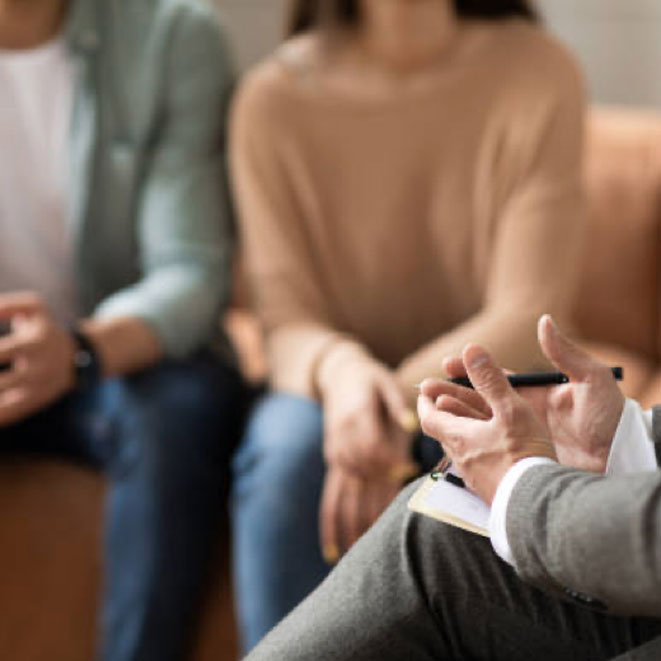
[0,107,659,661]
[575,108,661,406]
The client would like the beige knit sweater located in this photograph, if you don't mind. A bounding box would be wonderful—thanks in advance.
[230,20,586,401]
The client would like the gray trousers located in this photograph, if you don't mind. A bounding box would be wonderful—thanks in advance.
[246,480,661,661]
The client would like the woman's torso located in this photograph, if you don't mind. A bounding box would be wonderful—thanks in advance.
[238,20,576,366]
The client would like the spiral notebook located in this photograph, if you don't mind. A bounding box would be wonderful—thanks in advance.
[408,469,490,537]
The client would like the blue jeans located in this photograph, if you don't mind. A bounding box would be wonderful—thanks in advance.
[231,393,442,652]
[0,354,242,661]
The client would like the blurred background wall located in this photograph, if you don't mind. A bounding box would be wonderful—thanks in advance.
[215,0,661,109]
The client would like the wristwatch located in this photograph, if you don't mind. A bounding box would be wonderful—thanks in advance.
[70,327,102,389]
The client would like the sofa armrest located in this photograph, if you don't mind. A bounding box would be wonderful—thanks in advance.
[637,368,661,409]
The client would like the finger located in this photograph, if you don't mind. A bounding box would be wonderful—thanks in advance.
[420,378,492,418]
[462,344,515,414]
[442,356,466,379]
[417,394,477,442]
[319,470,343,565]
[366,480,399,528]
[0,364,26,392]
[341,476,364,551]
[357,389,407,473]
[375,375,411,433]
[361,395,399,473]
[538,315,596,383]
[0,387,34,427]
[328,434,371,478]
[435,394,490,421]
[324,398,383,478]
[0,292,43,321]
[0,334,37,363]
[365,480,385,526]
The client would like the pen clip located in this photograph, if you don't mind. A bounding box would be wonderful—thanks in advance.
[430,456,452,482]
[430,457,466,489]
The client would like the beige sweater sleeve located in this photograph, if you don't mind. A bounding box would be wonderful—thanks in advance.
[230,73,370,398]
[397,57,587,391]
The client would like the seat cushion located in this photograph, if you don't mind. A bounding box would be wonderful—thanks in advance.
[574,109,661,361]
[0,460,237,661]
[578,340,656,402]
[0,460,103,661]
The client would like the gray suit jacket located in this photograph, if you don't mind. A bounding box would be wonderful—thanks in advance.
[507,406,661,660]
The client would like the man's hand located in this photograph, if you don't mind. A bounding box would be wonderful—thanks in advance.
[437,315,624,473]
[0,293,76,427]
[319,464,401,564]
[418,343,555,505]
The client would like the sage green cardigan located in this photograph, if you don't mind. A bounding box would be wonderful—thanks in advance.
[64,0,234,357]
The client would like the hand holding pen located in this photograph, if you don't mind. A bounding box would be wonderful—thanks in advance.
[421,315,626,479]
[447,367,622,390]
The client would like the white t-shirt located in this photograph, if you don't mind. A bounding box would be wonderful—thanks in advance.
[0,37,76,324]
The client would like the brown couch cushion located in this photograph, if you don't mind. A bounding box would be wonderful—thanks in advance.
[0,460,237,661]
[574,109,661,363]
[0,461,102,661]
[578,340,655,401]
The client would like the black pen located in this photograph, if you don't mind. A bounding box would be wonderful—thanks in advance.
[449,366,623,389]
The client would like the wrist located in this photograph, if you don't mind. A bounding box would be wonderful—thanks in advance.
[471,442,557,505]
[316,341,374,400]
[69,326,103,389]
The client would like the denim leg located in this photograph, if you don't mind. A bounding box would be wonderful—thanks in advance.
[98,357,242,661]
[231,393,330,653]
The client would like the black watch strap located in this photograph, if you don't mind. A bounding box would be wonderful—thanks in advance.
[70,327,102,389]
[652,406,661,468]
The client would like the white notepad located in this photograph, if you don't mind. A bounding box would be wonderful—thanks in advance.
[408,473,490,537]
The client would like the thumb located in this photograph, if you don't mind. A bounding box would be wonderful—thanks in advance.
[376,376,417,434]
[0,292,42,321]
[538,315,592,382]
[442,356,466,379]
[463,344,514,412]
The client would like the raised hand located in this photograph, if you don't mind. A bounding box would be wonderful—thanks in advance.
[424,315,624,474]
[418,343,554,504]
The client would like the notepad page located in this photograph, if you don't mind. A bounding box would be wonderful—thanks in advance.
[408,477,490,537]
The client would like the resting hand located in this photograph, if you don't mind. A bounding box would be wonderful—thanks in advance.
[320,350,416,478]
[418,343,555,505]
[0,293,76,428]
[438,315,624,473]
[319,464,401,563]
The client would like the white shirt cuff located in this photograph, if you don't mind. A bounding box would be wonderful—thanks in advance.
[489,457,558,566]
[606,398,656,475]
[489,399,655,567]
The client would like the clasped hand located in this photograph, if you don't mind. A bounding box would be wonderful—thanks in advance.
[0,293,76,428]
[319,353,417,562]
[417,315,624,505]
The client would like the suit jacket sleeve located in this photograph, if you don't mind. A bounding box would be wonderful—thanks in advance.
[507,430,661,617]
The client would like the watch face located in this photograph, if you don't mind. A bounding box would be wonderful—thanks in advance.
[74,349,94,370]
[70,328,101,389]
